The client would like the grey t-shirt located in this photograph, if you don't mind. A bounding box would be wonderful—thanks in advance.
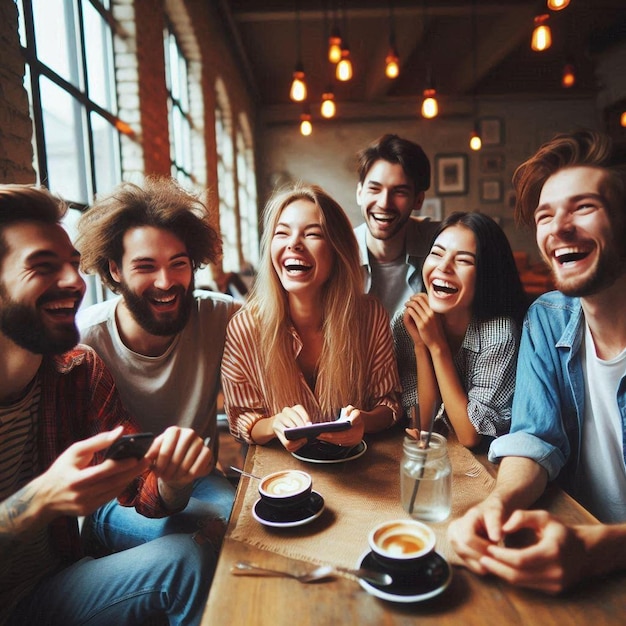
[77,290,237,455]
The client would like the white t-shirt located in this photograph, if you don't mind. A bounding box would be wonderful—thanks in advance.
[579,321,626,523]
[77,290,237,455]
[368,255,414,319]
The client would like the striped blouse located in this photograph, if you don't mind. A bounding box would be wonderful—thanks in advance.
[221,296,402,443]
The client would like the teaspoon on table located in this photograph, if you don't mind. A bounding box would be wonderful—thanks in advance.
[230,466,262,480]
[232,561,392,586]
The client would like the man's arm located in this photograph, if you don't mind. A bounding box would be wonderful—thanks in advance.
[447,456,547,573]
[0,428,149,557]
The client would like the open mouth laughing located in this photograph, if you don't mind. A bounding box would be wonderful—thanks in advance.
[431,278,459,295]
[282,257,313,275]
[553,246,591,266]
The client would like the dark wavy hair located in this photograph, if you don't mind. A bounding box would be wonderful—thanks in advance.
[428,212,528,326]
[77,177,221,293]
[356,134,431,193]
[513,129,626,231]
[0,184,66,264]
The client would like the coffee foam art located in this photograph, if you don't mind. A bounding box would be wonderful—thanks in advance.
[369,519,436,561]
[262,470,310,496]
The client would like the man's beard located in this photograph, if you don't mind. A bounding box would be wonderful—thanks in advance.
[118,278,194,336]
[0,287,80,355]
[552,242,626,298]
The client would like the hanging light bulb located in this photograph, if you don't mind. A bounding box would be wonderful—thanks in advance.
[320,89,336,119]
[621,111,626,128]
[336,45,353,81]
[531,14,552,52]
[547,0,570,10]
[328,28,342,64]
[469,128,482,151]
[300,111,312,136]
[561,63,576,88]
[421,88,438,119]
[385,47,400,79]
[289,62,307,102]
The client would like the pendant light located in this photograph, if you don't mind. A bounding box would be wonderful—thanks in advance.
[469,0,481,150]
[289,4,307,102]
[385,2,400,79]
[320,88,336,119]
[421,88,438,119]
[336,45,353,81]
[547,0,570,10]
[531,14,552,52]
[328,27,342,64]
[561,63,576,88]
[300,110,312,136]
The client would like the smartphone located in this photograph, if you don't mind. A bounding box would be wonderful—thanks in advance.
[284,415,351,441]
[105,432,155,460]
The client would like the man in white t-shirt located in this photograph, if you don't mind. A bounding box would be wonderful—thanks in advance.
[448,130,626,593]
[76,177,238,553]
[353,135,439,418]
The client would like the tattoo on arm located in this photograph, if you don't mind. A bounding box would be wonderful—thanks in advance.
[0,484,39,545]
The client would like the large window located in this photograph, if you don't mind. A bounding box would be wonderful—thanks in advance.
[164,24,204,190]
[215,92,237,272]
[17,0,136,305]
[236,119,259,268]
[18,0,129,205]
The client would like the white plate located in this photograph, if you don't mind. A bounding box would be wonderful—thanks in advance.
[291,440,367,464]
[252,491,325,528]
[356,549,452,603]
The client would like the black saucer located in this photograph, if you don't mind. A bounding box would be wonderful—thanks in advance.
[253,491,324,528]
[357,550,452,603]
[291,440,367,463]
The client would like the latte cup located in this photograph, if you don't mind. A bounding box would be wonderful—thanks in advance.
[258,469,312,508]
[368,519,436,569]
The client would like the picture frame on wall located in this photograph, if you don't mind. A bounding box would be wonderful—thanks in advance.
[479,117,504,146]
[420,197,443,221]
[480,178,503,203]
[479,152,505,174]
[435,153,468,196]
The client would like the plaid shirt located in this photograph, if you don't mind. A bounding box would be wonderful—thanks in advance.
[38,345,174,565]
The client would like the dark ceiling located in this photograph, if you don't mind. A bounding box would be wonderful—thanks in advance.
[221,1,626,121]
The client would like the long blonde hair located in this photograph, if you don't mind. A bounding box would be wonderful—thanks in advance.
[246,183,368,417]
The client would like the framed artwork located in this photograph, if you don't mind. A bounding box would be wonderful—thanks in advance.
[479,152,505,174]
[435,153,468,196]
[480,178,503,203]
[479,117,504,146]
[420,197,443,221]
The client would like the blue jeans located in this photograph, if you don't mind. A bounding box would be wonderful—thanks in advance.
[7,534,211,626]
[86,473,235,552]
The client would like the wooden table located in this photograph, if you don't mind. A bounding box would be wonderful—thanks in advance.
[202,431,626,625]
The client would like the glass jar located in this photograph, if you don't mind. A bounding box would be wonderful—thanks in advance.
[400,432,451,522]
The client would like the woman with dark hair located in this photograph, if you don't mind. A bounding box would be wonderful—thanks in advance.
[402,211,527,449]
[222,183,401,452]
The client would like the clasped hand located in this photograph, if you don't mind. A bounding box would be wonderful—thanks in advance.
[448,499,587,594]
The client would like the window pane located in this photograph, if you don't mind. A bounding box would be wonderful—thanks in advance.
[32,0,81,89]
[91,112,121,194]
[40,76,89,204]
[83,1,117,112]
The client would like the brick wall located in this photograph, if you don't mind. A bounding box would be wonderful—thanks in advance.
[0,0,35,183]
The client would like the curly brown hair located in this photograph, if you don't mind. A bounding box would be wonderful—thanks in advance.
[512,129,626,228]
[77,177,221,292]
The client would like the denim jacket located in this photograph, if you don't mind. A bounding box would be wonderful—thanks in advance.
[489,291,626,496]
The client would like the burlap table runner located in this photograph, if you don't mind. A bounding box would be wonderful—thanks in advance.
[229,428,495,568]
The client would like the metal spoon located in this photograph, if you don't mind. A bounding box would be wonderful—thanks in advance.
[232,561,392,586]
[230,466,262,480]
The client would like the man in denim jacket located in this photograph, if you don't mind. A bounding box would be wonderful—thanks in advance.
[448,130,626,594]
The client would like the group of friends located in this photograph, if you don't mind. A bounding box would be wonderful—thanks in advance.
[1,128,625,624]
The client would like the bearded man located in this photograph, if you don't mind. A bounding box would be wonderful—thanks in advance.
[76,177,237,553]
